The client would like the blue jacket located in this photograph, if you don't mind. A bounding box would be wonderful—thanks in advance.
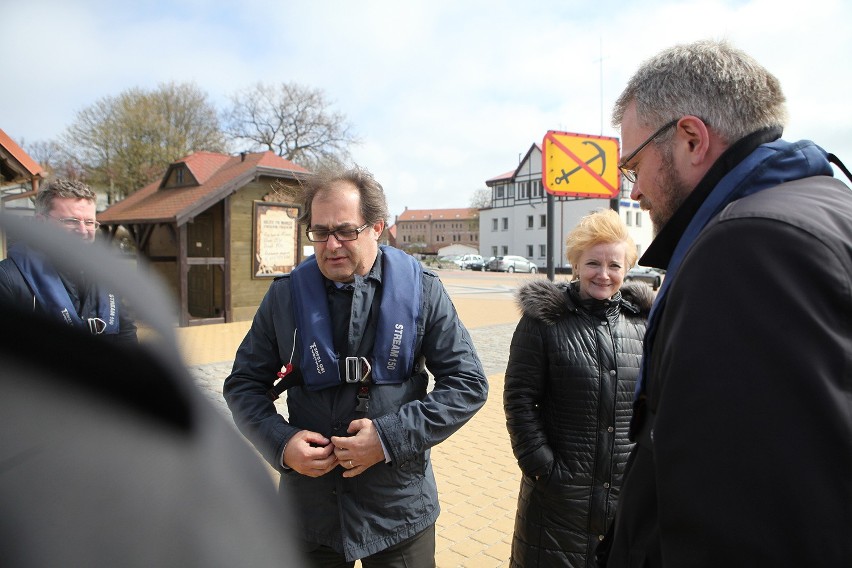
[224,248,488,561]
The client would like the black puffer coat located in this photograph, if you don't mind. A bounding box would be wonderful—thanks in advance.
[504,280,652,568]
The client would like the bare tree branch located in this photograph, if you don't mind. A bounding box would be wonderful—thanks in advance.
[222,82,359,170]
[60,82,226,202]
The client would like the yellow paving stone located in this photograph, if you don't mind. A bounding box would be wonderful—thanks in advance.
[458,513,492,532]
[484,541,512,562]
[469,526,505,546]
[491,515,517,534]
[435,548,468,567]
[467,553,505,568]
[449,536,488,558]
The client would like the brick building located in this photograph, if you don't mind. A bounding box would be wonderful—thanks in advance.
[393,207,479,254]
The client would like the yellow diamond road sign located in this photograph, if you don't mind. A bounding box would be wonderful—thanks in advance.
[542,131,620,198]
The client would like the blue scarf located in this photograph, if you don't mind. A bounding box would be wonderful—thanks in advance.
[636,139,834,398]
[8,242,120,335]
[290,246,422,391]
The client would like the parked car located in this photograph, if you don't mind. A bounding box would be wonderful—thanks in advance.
[625,265,665,290]
[455,254,483,270]
[467,257,485,271]
[487,255,538,273]
[482,256,496,271]
[437,255,461,268]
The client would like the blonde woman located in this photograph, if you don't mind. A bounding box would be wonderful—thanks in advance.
[504,209,653,567]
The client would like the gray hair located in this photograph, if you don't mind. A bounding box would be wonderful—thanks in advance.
[612,39,788,144]
[34,178,97,215]
[296,164,389,227]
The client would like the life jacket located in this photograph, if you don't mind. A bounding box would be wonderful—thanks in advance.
[290,246,422,391]
[8,242,119,335]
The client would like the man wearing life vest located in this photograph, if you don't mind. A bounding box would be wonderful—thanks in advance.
[0,178,136,344]
[225,165,488,567]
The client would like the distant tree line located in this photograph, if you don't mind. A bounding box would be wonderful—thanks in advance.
[26,81,359,204]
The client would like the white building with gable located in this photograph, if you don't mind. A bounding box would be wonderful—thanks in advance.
[478,143,653,271]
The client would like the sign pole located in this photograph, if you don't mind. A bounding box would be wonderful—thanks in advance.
[547,193,555,282]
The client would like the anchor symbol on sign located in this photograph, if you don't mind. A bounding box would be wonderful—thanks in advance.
[554,140,606,184]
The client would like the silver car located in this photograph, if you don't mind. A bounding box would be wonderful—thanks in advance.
[625,265,665,290]
[487,255,538,273]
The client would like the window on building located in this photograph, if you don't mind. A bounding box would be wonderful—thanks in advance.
[502,245,508,255]
[636,212,642,227]
[519,181,529,199]
[625,210,633,226]
[497,187,504,198]
[539,214,546,228]
[492,218,498,231]
[527,215,534,229]
[492,246,498,256]
[502,218,509,230]
[533,180,542,197]
[539,244,546,257]
[527,245,534,257]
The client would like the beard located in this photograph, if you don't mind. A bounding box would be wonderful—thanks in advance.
[648,147,692,235]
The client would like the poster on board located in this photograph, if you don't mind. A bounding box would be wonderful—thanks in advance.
[252,201,300,278]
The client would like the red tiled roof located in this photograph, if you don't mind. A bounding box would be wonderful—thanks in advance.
[485,169,515,183]
[0,128,44,179]
[181,152,233,184]
[396,207,479,222]
[98,151,309,225]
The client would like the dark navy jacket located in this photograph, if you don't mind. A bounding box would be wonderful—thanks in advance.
[224,248,488,561]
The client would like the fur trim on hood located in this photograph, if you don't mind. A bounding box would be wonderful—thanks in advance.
[515,279,655,326]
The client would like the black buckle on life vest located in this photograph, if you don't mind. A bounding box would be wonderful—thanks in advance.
[355,385,371,413]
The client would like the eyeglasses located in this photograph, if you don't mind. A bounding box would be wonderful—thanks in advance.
[618,119,679,183]
[50,216,101,230]
[306,222,371,243]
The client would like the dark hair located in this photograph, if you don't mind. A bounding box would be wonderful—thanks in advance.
[297,164,389,227]
[34,178,97,216]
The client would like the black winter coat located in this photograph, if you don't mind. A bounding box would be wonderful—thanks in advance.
[505,280,652,568]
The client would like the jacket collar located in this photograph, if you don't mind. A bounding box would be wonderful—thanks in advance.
[639,127,782,270]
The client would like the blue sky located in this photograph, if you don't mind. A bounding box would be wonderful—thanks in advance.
[3,0,850,219]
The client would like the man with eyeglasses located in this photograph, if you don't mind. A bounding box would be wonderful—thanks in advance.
[600,41,852,566]
[0,178,137,343]
[224,165,488,567]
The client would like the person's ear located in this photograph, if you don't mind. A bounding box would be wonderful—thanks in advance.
[372,220,385,236]
[676,115,713,166]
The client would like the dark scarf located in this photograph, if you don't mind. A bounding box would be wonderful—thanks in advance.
[290,245,422,391]
[8,242,119,335]
[635,130,834,398]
